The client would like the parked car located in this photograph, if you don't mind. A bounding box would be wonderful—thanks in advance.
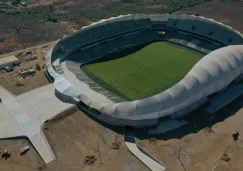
[20,146,30,155]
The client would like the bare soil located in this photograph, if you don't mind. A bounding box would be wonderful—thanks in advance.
[137,95,243,171]
[3,0,243,54]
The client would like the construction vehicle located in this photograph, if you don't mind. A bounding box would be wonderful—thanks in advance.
[1,150,11,159]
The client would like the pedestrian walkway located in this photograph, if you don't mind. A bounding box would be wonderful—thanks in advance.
[124,128,167,171]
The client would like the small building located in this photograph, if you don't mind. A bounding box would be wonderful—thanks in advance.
[0,55,20,70]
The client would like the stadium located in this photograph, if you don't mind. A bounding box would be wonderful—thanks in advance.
[46,14,243,130]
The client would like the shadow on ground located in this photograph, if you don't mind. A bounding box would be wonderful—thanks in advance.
[54,90,78,105]
[76,104,124,135]
[136,94,243,141]
[52,90,243,142]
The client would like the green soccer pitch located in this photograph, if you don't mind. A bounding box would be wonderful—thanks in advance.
[82,41,203,100]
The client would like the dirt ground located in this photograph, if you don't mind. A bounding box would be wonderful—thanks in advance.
[1,95,243,171]
[137,95,243,171]
[0,42,54,95]
[176,0,243,34]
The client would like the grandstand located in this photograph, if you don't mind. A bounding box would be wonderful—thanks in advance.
[53,14,242,70]
[205,84,243,114]
[65,60,125,102]
[48,14,243,128]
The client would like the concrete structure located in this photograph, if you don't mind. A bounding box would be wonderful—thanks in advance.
[0,84,75,163]
[47,14,243,129]
[0,55,20,70]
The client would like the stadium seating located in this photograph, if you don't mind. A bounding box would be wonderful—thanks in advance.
[135,16,152,29]
[54,14,243,58]
[117,35,138,48]
[65,60,81,74]
[65,60,125,103]
[166,15,243,45]
[161,28,226,54]
[117,16,138,32]
[58,14,243,72]
[59,38,80,53]
[102,40,119,54]
[73,50,91,63]
[150,14,169,26]
[104,21,122,36]
[137,31,160,43]
[83,46,101,60]
[89,24,111,40]
[205,83,243,113]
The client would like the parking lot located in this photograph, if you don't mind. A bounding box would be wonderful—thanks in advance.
[0,43,53,95]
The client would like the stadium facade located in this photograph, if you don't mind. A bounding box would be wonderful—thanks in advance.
[46,14,243,129]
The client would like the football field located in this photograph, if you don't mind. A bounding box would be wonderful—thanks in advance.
[82,42,203,100]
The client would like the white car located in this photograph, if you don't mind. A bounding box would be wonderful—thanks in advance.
[20,146,30,155]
